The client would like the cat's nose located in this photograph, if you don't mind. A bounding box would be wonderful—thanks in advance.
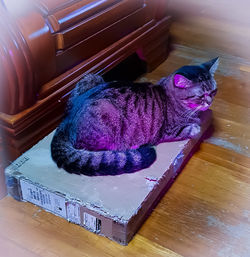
[205,95,212,105]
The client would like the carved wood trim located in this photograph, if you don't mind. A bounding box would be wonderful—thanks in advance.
[0,3,56,114]
[54,0,144,51]
[0,0,167,115]
[0,6,35,114]
[0,16,171,161]
[46,0,122,33]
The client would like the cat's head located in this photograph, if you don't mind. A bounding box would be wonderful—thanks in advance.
[171,57,219,111]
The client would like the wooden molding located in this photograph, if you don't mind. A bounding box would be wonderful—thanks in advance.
[0,0,171,165]
[1,16,171,162]
[0,6,35,114]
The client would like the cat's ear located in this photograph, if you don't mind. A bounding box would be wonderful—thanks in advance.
[174,74,192,88]
[203,57,219,76]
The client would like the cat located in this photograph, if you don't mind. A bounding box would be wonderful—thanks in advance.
[51,58,219,176]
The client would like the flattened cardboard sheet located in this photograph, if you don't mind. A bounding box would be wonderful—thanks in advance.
[5,110,212,245]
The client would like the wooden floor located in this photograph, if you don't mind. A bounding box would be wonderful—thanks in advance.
[1,21,250,257]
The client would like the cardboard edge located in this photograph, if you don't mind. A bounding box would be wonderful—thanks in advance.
[4,110,213,245]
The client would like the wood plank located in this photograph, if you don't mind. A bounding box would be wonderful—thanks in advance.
[0,236,40,257]
[139,145,250,257]
[0,197,182,257]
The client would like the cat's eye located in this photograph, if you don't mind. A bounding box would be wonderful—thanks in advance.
[210,89,217,96]
[184,95,196,99]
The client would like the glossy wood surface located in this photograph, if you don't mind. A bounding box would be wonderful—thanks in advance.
[0,137,7,199]
[0,0,163,115]
[0,17,170,168]
[167,0,250,61]
[54,0,144,50]
[0,0,169,169]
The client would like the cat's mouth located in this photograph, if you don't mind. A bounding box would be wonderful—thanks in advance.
[199,104,210,111]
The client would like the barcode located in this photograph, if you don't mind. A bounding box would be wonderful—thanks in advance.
[20,179,66,218]
[27,187,51,205]
[83,212,101,232]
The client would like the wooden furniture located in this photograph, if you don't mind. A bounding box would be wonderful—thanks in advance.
[0,0,171,163]
[0,0,171,198]
[0,139,7,199]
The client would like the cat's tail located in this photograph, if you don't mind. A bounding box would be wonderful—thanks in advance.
[51,127,156,176]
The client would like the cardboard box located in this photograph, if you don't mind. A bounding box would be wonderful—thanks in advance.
[5,111,212,245]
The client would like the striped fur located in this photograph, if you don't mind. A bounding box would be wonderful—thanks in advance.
[51,125,156,175]
[51,58,218,176]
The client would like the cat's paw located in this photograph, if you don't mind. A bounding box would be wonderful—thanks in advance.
[189,124,201,138]
[181,124,201,139]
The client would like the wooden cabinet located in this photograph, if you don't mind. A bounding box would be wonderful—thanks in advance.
[0,0,171,165]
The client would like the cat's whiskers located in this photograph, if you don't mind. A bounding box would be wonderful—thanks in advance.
[184,105,202,121]
[192,105,202,116]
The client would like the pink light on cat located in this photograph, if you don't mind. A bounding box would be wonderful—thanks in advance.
[185,102,200,109]
[174,74,192,88]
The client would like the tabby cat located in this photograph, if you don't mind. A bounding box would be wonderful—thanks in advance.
[51,58,218,176]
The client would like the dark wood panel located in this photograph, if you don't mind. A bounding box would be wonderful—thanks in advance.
[0,0,170,198]
[47,0,123,32]
[0,16,171,161]
[55,0,144,50]
[54,4,152,74]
